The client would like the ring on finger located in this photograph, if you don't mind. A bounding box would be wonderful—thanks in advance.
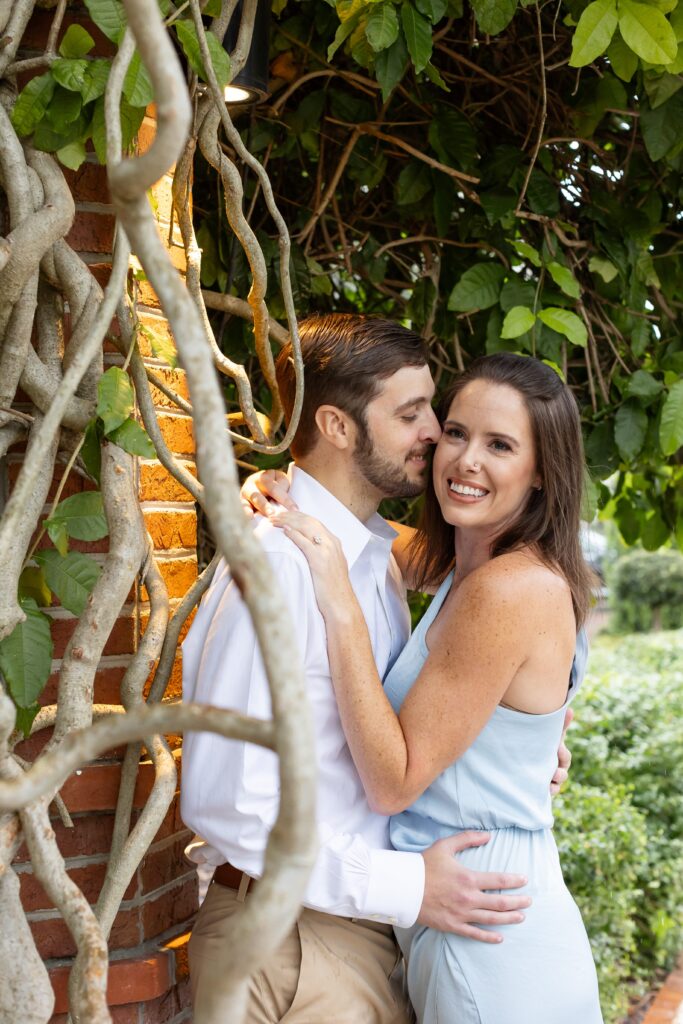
[312,535,323,545]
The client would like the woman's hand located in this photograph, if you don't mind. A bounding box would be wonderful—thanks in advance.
[270,510,355,621]
[239,469,298,519]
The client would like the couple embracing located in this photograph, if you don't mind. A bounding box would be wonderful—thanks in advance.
[181,314,603,1023]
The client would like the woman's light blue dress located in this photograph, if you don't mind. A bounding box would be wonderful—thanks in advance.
[385,573,603,1024]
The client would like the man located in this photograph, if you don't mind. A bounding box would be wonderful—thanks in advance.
[181,314,553,1022]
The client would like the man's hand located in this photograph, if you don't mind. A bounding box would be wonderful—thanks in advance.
[418,832,531,943]
[550,706,573,797]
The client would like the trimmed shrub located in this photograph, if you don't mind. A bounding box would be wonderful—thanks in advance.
[609,549,683,633]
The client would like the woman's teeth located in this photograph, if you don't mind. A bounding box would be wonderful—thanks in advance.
[449,482,487,497]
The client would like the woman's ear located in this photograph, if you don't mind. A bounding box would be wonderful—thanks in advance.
[314,405,353,451]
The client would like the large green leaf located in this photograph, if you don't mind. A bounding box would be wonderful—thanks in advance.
[640,90,683,161]
[57,140,87,171]
[547,261,581,298]
[501,306,536,339]
[618,0,678,64]
[615,402,648,460]
[366,4,399,52]
[59,24,95,58]
[174,19,231,87]
[46,491,108,542]
[428,109,477,170]
[416,0,448,21]
[83,0,127,43]
[97,366,134,434]
[108,418,156,458]
[470,0,518,35]
[46,86,82,128]
[82,59,112,104]
[374,32,409,100]
[588,255,618,282]
[499,277,536,312]
[401,3,432,73]
[328,8,363,60]
[607,31,639,80]
[448,263,505,312]
[0,600,53,708]
[396,161,431,204]
[625,370,663,405]
[18,567,52,608]
[537,308,588,347]
[51,58,90,93]
[123,51,154,108]
[570,0,618,67]
[10,74,55,136]
[508,238,542,268]
[35,551,101,617]
[659,379,683,455]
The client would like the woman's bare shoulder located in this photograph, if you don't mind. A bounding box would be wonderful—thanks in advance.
[457,550,571,613]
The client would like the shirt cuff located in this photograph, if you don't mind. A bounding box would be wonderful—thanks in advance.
[361,848,425,928]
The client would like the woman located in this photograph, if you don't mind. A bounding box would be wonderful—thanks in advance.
[248,353,602,1023]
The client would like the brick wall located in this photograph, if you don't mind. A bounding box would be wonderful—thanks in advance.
[10,6,201,1019]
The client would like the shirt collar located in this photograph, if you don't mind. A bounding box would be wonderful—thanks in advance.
[288,465,397,570]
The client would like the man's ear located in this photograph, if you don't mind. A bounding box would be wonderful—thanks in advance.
[314,405,354,450]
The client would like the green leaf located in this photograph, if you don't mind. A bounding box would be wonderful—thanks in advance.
[59,24,95,58]
[547,261,581,298]
[0,601,53,708]
[422,59,449,90]
[328,8,363,60]
[51,58,90,93]
[644,71,683,109]
[615,401,648,460]
[499,276,536,312]
[448,263,505,312]
[607,30,639,80]
[174,20,231,87]
[123,51,154,108]
[46,492,108,542]
[108,417,156,458]
[659,379,683,455]
[35,550,101,617]
[508,238,542,267]
[46,519,69,556]
[14,703,40,740]
[46,86,82,127]
[97,366,134,434]
[366,4,399,52]
[526,169,560,215]
[501,306,537,339]
[428,108,477,169]
[588,255,619,282]
[537,308,588,347]
[470,0,518,35]
[57,140,87,171]
[640,90,683,161]
[416,0,448,21]
[82,59,112,104]
[374,32,409,100]
[396,161,431,204]
[585,421,619,476]
[618,0,677,64]
[625,370,663,404]
[479,191,516,225]
[10,74,55,136]
[570,0,618,67]
[81,419,103,483]
[401,3,432,73]
[83,0,127,43]
[640,509,669,551]
[119,99,146,154]
[140,324,178,369]
[18,567,52,608]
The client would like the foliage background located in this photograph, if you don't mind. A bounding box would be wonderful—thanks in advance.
[555,629,683,1022]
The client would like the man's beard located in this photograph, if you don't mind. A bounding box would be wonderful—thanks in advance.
[354,426,428,499]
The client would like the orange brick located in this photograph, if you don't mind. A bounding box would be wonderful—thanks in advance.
[51,949,174,1014]
[154,414,195,457]
[143,508,197,549]
[139,462,197,503]
[66,210,116,255]
[146,367,190,409]
[141,557,197,600]
[63,162,111,204]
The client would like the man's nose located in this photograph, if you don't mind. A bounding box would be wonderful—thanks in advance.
[420,407,442,443]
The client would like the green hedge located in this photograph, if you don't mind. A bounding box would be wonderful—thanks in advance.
[555,630,683,1022]
[609,549,683,633]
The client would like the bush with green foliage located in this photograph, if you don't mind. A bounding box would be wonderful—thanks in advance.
[608,549,683,633]
[555,630,683,1022]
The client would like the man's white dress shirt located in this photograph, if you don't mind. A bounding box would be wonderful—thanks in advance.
[181,466,425,927]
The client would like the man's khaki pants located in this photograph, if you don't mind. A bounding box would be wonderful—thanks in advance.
[189,880,413,1023]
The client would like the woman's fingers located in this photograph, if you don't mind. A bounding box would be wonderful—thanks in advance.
[258,469,298,510]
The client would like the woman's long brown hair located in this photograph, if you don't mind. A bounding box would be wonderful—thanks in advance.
[408,353,597,627]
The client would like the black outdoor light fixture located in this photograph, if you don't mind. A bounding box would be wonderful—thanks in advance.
[223,0,271,105]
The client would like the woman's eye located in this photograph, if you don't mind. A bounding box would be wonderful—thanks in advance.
[446,427,465,439]
[491,439,511,452]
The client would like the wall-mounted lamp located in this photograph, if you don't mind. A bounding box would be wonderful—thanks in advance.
[223,0,270,105]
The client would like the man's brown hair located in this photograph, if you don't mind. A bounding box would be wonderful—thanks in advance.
[276,313,428,459]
